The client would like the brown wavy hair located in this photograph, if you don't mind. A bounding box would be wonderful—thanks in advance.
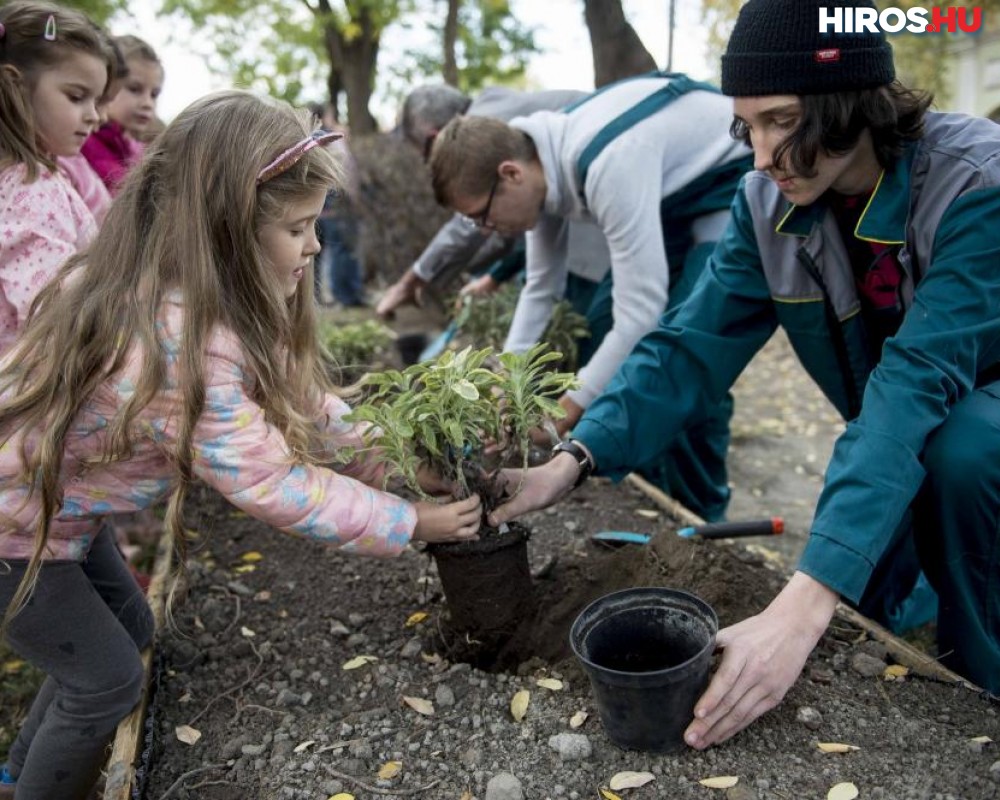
[731,81,933,177]
[0,90,344,629]
[0,0,112,181]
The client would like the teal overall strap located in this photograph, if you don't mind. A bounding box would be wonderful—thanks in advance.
[572,73,723,193]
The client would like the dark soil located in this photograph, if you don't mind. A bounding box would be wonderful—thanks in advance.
[138,476,1000,800]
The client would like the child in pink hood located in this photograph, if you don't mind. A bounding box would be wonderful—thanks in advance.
[0,90,481,799]
[81,34,161,193]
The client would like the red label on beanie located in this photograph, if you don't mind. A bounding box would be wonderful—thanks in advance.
[814,48,841,63]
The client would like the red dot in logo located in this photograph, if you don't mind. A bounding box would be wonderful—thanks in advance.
[927,24,937,32]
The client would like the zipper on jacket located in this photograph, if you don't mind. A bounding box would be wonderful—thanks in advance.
[796,248,862,420]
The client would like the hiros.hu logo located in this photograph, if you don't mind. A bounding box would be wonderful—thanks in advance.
[819,6,983,34]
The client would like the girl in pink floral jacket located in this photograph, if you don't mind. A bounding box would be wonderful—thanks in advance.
[0,90,481,799]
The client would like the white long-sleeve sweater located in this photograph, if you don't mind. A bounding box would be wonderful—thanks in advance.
[506,75,750,408]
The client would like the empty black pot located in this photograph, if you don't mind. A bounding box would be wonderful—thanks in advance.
[395,333,428,366]
[569,587,718,753]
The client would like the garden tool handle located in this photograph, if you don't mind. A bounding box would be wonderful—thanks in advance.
[677,517,784,540]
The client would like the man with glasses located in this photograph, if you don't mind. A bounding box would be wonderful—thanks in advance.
[376,85,610,319]
[429,72,752,522]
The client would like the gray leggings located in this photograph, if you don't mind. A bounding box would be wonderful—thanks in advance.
[0,525,154,799]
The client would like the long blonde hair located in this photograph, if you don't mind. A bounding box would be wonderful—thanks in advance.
[0,90,344,628]
[0,0,112,181]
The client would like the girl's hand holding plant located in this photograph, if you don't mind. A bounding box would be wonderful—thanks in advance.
[413,494,482,543]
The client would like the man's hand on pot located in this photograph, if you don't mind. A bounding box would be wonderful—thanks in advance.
[413,494,482,543]
[488,452,580,526]
[376,270,427,319]
[683,572,838,749]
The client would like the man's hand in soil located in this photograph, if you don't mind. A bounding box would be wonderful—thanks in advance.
[376,270,427,319]
[488,452,580,525]
[413,494,482,543]
[460,274,500,298]
[684,571,839,749]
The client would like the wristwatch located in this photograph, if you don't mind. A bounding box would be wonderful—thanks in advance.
[551,439,595,489]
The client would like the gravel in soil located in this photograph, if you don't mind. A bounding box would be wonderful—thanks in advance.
[143,479,999,800]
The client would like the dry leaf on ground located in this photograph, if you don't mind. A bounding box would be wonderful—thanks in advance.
[827,783,860,800]
[599,789,622,800]
[536,678,564,691]
[817,742,860,753]
[569,710,588,728]
[971,735,994,743]
[609,771,655,790]
[329,794,354,800]
[240,626,255,638]
[232,564,256,574]
[511,689,530,721]
[341,655,378,670]
[884,664,909,680]
[175,725,201,745]
[635,509,660,518]
[405,611,428,627]
[293,740,315,754]
[459,792,472,800]
[240,551,263,562]
[402,696,434,715]
[698,776,739,789]
[377,760,402,779]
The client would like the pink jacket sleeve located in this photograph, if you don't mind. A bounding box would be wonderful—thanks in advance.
[316,393,392,487]
[0,167,97,355]
[189,329,416,556]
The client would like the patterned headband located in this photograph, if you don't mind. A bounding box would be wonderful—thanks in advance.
[256,129,343,185]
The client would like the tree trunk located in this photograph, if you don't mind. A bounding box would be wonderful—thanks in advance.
[320,4,380,134]
[443,0,461,87]
[326,67,343,123]
[583,0,657,87]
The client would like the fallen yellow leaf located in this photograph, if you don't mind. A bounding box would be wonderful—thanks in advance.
[609,771,655,790]
[971,735,994,743]
[817,742,860,754]
[2,659,25,674]
[232,564,256,574]
[341,655,378,670]
[329,795,354,800]
[536,678,564,691]
[510,689,530,722]
[240,551,263,562]
[569,710,588,729]
[402,696,435,716]
[240,626,256,638]
[293,740,315,754]
[377,760,402,779]
[635,509,660,519]
[459,792,472,800]
[599,790,622,800]
[883,664,909,680]
[405,611,429,627]
[699,776,739,789]
[175,725,201,745]
[827,783,859,800]
[420,652,442,665]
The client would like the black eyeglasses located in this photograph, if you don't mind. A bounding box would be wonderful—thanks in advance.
[460,175,500,229]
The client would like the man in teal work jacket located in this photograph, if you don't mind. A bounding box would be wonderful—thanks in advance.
[490,0,1000,747]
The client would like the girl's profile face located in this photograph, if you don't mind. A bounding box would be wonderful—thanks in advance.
[29,51,106,157]
[105,57,163,136]
[257,188,327,299]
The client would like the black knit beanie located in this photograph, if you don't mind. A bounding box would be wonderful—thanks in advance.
[721,0,895,97]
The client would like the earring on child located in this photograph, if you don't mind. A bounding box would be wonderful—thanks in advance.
[43,14,56,41]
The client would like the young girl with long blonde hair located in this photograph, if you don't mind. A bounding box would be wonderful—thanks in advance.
[0,0,111,358]
[0,89,480,799]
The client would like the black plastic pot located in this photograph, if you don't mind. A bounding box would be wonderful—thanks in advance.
[428,523,534,642]
[395,333,428,366]
[570,587,718,753]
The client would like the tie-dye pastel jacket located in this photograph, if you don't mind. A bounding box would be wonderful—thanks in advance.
[0,293,416,562]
